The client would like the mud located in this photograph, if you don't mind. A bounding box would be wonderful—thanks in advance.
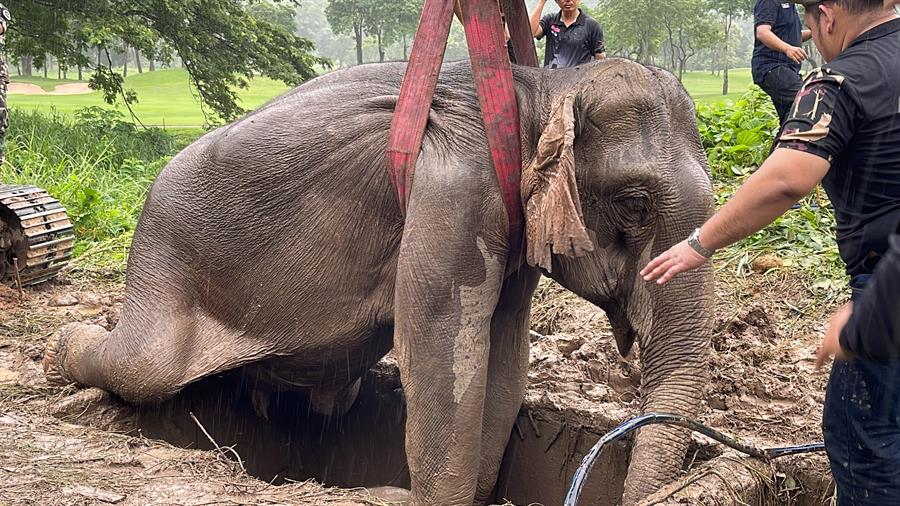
[0,264,841,505]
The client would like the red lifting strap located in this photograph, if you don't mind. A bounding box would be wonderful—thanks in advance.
[385,0,456,213]
[386,0,537,260]
[459,0,523,255]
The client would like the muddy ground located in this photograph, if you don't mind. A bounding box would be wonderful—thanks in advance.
[0,258,839,505]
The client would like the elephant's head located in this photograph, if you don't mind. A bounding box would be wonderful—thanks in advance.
[520,60,714,504]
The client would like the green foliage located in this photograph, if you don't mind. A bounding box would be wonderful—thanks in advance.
[7,0,330,123]
[0,108,191,271]
[247,1,299,34]
[325,0,422,63]
[698,87,846,289]
[696,85,780,178]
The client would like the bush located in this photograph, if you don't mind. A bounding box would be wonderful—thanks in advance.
[1,107,184,271]
[696,86,780,178]
[697,88,846,289]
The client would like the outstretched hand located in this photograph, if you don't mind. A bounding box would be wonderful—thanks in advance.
[815,302,853,370]
[641,240,709,285]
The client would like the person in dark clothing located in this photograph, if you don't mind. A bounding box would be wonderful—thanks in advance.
[642,1,900,503]
[818,224,900,368]
[752,0,812,123]
[529,0,605,68]
[0,4,10,165]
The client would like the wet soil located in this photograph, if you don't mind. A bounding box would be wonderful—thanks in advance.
[0,262,841,505]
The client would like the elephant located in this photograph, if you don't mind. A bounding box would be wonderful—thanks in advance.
[43,58,714,505]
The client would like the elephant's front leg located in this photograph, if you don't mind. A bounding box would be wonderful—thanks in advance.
[474,269,541,504]
[394,183,508,505]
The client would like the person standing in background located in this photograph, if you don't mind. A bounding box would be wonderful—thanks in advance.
[530,0,605,68]
[752,0,812,123]
[0,4,11,165]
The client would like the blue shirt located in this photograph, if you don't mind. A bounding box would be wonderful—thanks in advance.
[751,0,802,84]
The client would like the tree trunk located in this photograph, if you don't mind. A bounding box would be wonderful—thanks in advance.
[78,64,82,80]
[44,54,49,78]
[377,29,385,63]
[134,47,143,73]
[97,46,102,67]
[354,22,364,65]
[403,33,408,61]
[722,14,732,96]
[22,56,32,76]
[723,67,729,95]
[149,58,155,71]
[123,48,128,77]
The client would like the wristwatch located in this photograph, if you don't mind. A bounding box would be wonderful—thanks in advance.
[687,228,714,258]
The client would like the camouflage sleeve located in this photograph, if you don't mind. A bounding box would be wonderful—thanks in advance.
[775,67,861,164]
[0,4,9,34]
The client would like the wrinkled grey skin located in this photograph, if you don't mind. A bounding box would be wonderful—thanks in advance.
[44,59,713,505]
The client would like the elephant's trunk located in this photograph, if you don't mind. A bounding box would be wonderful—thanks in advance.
[621,267,713,505]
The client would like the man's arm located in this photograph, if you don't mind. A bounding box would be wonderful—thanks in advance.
[643,68,856,285]
[594,23,606,59]
[641,149,828,284]
[0,4,8,36]
[530,0,547,38]
[802,29,812,42]
[756,24,807,63]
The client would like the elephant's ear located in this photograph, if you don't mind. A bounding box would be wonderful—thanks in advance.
[521,93,594,272]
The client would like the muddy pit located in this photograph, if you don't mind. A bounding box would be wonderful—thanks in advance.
[1,267,838,505]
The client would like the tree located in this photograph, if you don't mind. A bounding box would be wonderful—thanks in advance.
[593,0,663,64]
[708,0,751,95]
[325,0,422,65]
[247,1,298,33]
[660,0,720,81]
[6,0,329,123]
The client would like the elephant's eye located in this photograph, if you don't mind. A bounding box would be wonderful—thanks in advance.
[621,197,647,213]
[616,191,651,215]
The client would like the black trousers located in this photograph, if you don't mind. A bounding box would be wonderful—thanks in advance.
[759,65,803,124]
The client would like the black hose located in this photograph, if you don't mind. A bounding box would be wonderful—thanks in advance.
[563,412,825,506]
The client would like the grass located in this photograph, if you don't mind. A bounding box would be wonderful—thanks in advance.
[9,68,290,126]
[683,68,754,104]
[8,65,752,127]
[1,109,180,271]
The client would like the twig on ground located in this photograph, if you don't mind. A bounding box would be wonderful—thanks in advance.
[189,411,246,473]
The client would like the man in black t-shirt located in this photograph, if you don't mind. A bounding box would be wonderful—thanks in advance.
[752,0,812,123]
[529,0,605,68]
[642,1,900,502]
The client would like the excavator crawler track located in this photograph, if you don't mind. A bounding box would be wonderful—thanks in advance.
[0,185,74,286]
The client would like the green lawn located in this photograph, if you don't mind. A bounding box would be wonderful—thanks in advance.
[9,69,291,126]
[682,68,754,104]
[8,65,752,127]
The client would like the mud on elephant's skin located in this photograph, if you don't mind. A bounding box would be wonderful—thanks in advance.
[43,58,713,505]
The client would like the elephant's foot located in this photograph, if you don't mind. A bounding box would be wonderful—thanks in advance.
[43,322,107,387]
[364,486,410,505]
[308,378,362,417]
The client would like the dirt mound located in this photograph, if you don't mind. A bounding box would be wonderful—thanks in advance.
[7,82,43,94]
[50,83,93,94]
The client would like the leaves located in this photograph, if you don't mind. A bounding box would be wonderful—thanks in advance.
[701,87,846,287]
[7,0,330,123]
